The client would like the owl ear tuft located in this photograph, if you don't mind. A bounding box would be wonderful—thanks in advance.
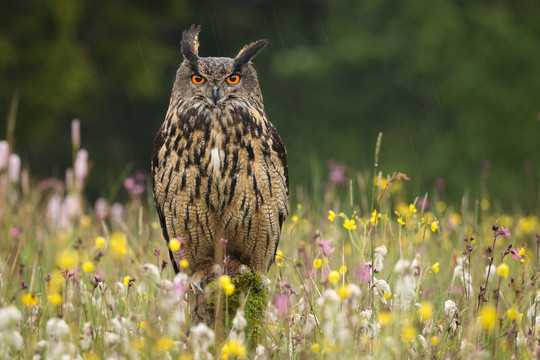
[181,24,201,71]
[234,39,268,71]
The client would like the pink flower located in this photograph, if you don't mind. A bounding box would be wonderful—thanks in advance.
[510,247,523,261]
[319,238,333,257]
[501,226,511,238]
[273,292,291,317]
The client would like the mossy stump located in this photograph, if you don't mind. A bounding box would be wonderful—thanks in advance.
[190,271,268,349]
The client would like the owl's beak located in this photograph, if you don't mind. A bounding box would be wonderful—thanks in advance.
[212,86,220,105]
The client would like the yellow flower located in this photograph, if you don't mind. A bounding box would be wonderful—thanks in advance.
[124,275,131,286]
[154,335,174,353]
[110,232,128,257]
[478,304,497,331]
[179,354,194,360]
[22,293,38,307]
[222,338,246,359]
[94,236,106,248]
[337,285,353,299]
[373,176,389,189]
[82,260,94,273]
[151,221,160,229]
[370,209,380,225]
[276,250,283,260]
[328,210,336,222]
[132,338,145,350]
[328,270,340,283]
[140,321,148,330]
[291,215,298,223]
[518,247,525,257]
[311,343,321,353]
[402,324,416,343]
[419,302,434,321]
[408,203,417,216]
[80,215,92,228]
[219,275,235,295]
[339,266,347,275]
[180,259,189,269]
[169,238,181,252]
[48,293,63,306]
[497,263,509,278]
[480,198,490,211]
[397,217,405,226]
[507,308,519,320]
[343,218,357,230]
[432,262,440,274]
[313,258,322,269]
[436,201,446,213]
[431,336,438,346]
[384,291,392,299]
[377,312,393,326]
[55,249,78,270]
[431,221,439,232]
[48,271,65,294]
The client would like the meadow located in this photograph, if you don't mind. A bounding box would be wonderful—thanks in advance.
[1,125,539,359]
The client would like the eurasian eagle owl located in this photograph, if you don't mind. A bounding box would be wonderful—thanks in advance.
[152,25,289,292]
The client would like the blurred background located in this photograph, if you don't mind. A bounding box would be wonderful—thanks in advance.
[1,0,539,210]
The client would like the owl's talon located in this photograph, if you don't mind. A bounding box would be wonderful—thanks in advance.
[256,277,271,293]
[240,265,248,274]
[191,281,203,293]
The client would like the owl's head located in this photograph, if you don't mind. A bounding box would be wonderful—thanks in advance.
[173,25,267,108]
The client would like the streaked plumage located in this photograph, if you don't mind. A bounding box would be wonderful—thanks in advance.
[152,25,289,290]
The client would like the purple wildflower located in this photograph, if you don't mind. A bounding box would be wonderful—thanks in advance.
[273,292,291,317]
[501,226,511,238]
[319,238,333,257]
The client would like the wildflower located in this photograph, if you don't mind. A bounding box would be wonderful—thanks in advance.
[328,210,336,222]
[436,201,446,213]
[311,343,321,353]
[507,308,519,320]
[48,293,63,306]
[373,245,387,272]
[432,262,440,274]
[82,260,94,273]
[219,275,235,296]
[232,310,247,331]
[419,302,434,321]
[377,312,393,326]
[431,336,438,346]
[80,215,92,228]
[55,250,77,270]
[291,215,298,222]
[408,203,417,216]
[22,293,38,307]
[397,217,405,226]
[180,259,189,269]
[8,153,21,183]
[123,275,132,286]
[511,246,525,261]
[481,198,490,211]
[275,250,283,260]
[0,305,22,328]
[344,218,357,230]
[478,304,497,330]
[497,263,509,278]
[313,258,322,269]
[337,285,353,299]
[370,209,381,225]
[154,335,174,352]
[273,292,291,317]
[0,141,8,170]
[339,266,347,275]
[431,220,439,232]
[328,270,340,283]
[319,238,333,257]
[169,238,181,252]
[74,149,89,188]
[46,318,71,339]
[110,231,128,257]
[444,300,458,319]
[373,279,392,304]
[71,118,80,148]
[402,324,416,343]
[501,226,511,238]
[222,338,247,359]
[95,236,106,248]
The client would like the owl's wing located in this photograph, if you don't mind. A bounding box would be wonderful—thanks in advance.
[267,124,289,255]
[152,129,180,273]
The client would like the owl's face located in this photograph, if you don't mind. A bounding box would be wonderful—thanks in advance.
[172,26,267,109]
[174,56,261,108]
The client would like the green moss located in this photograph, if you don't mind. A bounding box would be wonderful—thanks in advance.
[206,271,268,349]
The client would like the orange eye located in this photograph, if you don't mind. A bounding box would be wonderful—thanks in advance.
[226,74,240,85]
[191,75,206,85]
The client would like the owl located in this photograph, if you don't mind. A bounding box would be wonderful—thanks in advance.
[152,25,289,292]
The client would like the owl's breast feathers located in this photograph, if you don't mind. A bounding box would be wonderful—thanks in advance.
[152,100,289,273]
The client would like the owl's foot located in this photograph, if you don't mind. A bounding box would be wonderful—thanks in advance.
[256,276,271,293]
[226,258,250,276]
[187,264,223,294]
